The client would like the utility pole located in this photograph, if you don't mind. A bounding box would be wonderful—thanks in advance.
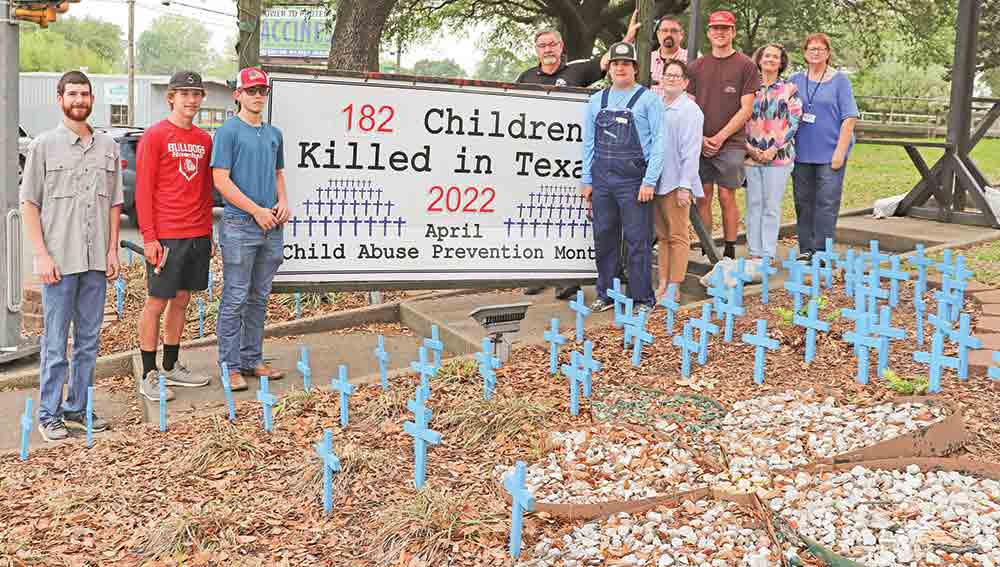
[127,0,135,125]
[637,0,653,87]
[0,4,39,362]
[237,0,261,69]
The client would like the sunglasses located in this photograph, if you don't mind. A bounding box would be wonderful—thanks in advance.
[243,86,270,96]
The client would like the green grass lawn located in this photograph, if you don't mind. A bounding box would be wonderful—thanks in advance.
[929,238,1000,287]
[711,138,1000,233]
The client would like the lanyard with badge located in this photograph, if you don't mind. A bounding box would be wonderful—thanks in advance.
[802,70,827,124]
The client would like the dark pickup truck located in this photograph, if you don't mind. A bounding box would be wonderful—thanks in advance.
[101,126,222,223]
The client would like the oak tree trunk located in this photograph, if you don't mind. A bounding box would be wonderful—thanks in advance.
[327,0,398,72]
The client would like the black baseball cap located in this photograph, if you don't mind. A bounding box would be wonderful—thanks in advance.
[168,71,205,91]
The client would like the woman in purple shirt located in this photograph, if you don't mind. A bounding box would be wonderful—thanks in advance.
[789,33,859,261]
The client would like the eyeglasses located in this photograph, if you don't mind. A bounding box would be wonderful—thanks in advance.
[806,46,829,53]
[663,73,685,81]
[243,86,270,96]
[535,41,560,49]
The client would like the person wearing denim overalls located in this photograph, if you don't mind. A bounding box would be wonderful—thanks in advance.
[580,42,665,315]
[211,68,290,391]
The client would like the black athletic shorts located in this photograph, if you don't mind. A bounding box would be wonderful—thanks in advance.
[146,236,212,298]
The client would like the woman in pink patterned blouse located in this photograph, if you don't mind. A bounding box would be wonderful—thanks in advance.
[743,43,803,261]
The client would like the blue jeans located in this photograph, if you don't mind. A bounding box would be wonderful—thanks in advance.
[217,215,284,372]
[592,183,655,306]
[792,162,847,254]
[745,163,793,259]
[39,270,107,425]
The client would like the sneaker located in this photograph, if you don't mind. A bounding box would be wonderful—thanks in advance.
[64,410,109,432]
[523,286,546,296]
[140,370,176,402]
[38,420,69,442]
[590,298,614,312]
[555,285,581,300]
[796,252,813,263]
[162,363,210,388]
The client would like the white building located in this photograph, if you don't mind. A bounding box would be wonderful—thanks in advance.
[19,72,237,136]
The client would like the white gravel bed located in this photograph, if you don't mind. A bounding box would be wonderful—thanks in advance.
[773,465,1000,567]
[682,389,947,483]
[496,424,707,504]
[516,499,793,566]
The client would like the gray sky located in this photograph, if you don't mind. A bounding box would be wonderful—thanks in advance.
[82,0,487,74]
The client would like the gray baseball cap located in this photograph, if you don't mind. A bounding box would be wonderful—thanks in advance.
[168,71,204,91]
[608,42,638,63]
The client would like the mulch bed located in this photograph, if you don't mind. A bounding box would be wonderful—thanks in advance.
[2,277,998,566]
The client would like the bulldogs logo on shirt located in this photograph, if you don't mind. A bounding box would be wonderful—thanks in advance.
[167,142,207,182]
[179,157,198,181]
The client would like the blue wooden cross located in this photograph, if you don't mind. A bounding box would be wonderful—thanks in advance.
[934,279,961,323]
[946,277,968,321]
[907,243,934,297]
[928,297,955,338]
[569,289,591,342]
[19,398,32,461]
[841,284,871,353]
[794,298,829,364]
[814,237,839,288]
[220,362,236,422]
[159,373,168,432]
[297,345,312,392]
[672,321,698,378]
[947,313,982,381]
[86,386,95,448]
[627,311,654,367]
[883,255,910,308]
[872,306,906,378]
[719,286,745,343]
[410,346,437,399]
[476,337,501,400]
[809,255,822,298]
[862,263,890,315]
[935,249,954,279]
[197,297,205,338]
[706,269,727,318]
[913,295,927,346]
[988,352,1000,383]
[207,270,214,301]
[782,248,804,281]
[742,319,779,385]
[783,269,810,313]
[331,364,355,428]
[844,313,881,385]
[314,428,342,516]
[914,330,959,393]
[114,276,126,319]
[759,256,778,304]
[404,388,442,490]
[607,277,631,328]
[294,292,302,319]
[863,240,890,277]
[734,257,754,294]
[560,351,585,416]
[258,376,278,432]
[658,283,680,335]
[374,335,390,391]
[691,303,719,366]
[544,318,567,375]
[424,324,444,370]
[504,461,535,559]
[579,340,601,398]
[843,249,859,297]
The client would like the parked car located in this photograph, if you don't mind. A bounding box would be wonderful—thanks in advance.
[97,126,223,224]
[18,125,31,184]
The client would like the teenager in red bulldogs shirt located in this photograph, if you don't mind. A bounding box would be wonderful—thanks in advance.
[135,71,215,401]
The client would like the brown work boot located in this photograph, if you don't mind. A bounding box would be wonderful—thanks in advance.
[241,363,284,380]
[226,370,248,391]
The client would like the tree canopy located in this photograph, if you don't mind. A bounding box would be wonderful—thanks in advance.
[137,15,213,75]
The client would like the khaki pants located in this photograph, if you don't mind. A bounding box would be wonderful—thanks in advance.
[653,190,691,285]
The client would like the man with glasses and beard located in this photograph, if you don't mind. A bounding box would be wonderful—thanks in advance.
[20,70,123,441]
[649,16,690,99]
[211,68,289,391]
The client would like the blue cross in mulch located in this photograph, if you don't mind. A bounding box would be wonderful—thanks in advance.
[374,335,390,391]
[673,321,698,378]
[988,352,1000,383]
[625,311,654,367]
[257,376,278,432]
[86,386,94,449]
[706,269,727,318]
[579,340,601,398]
[842,249,860,297]
[410,346,437,399]
[844,312,880,385]
[220,362,236,422]
[733,257,754,294]
[759,256,778,304]
[719,285,746,343]
[913,295,928,346]
[19,398,32,461]
[783,268,810,313]
[914,330,959,393]
[424,324,444,370]
[658,284,680,336]
[331,364,355,428]
[314,428,342,516]
[935,249,954,279]
[297,345,312,392]
[871,305,906,378]
[476,337,501,400]
[560,351,585,416]
[691,303,719,366]
[404,387,442,490]
[607,277,631,329]
[544,318,567,375]
[883,255,911,308]
[794,298,829,364]
[813,237,840,288]
[569,289,591,342]
[907,243,934,297]
[504,461,535,559]
[947,313,982,381]
[742,319,779,385]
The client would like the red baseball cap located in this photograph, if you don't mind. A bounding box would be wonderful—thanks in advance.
[708,10,736,27]
[236,67,270,89]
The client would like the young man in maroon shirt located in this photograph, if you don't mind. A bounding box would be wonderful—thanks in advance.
[135,71,215,401]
